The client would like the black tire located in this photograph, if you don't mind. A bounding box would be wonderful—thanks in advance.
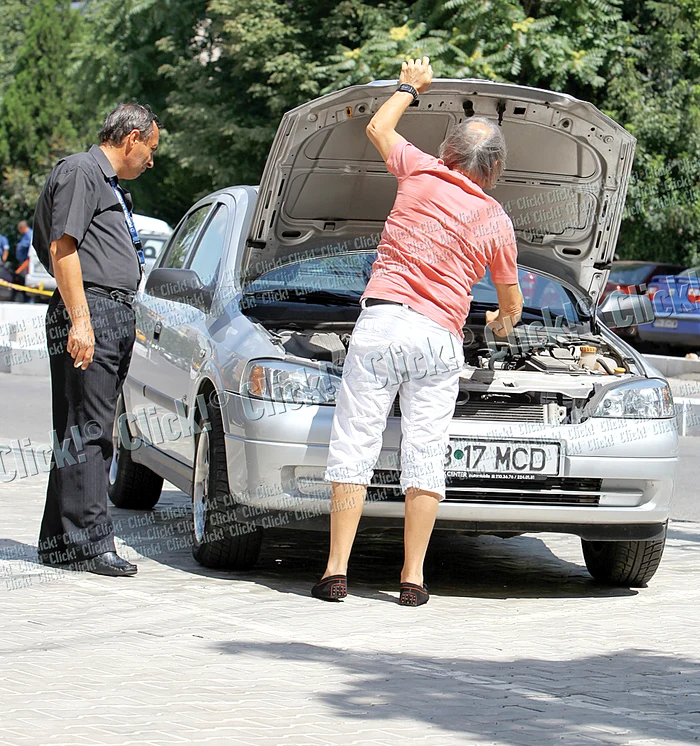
[191,399,262,570]
[108,393,164,510]
[582,527,667,587]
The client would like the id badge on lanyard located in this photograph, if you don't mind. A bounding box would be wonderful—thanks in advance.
[108,177,145,278]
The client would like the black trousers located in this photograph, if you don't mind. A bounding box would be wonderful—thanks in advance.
[10,270,29,303]
[38,289,136,562]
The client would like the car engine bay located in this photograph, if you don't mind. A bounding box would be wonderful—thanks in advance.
[261,317,641,426]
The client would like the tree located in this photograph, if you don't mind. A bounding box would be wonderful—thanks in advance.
[155,0,411,214]
[0,0,83,238]
[604,0,700,264]
[72,0,212,225]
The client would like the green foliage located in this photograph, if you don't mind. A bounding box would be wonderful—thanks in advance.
[0,0,82,238]
[71,0,211,224]
[604,0,700,264]
[0,0,697,265]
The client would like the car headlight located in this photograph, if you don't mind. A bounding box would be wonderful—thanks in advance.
[241,359,341,405]
[589,378,674,419]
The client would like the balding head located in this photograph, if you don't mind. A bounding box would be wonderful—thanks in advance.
[438,117,507,189]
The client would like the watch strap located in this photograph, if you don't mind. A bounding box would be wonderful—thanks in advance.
[397,83,419,101]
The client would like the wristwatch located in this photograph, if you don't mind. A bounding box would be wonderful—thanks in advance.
[396,83,419,101]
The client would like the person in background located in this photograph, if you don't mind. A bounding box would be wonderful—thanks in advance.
[11,221,33,302]
[0,232,9,263]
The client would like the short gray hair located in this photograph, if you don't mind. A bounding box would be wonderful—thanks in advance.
[438,117,507,189]
[98,103,160,146]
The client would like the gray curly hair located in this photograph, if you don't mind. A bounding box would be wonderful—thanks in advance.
[438,117,507,189]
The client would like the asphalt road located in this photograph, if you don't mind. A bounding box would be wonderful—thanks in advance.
[2,370,698,521]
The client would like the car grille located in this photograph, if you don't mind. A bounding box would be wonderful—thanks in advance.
[390,398,545,423]
[367,470,603,506]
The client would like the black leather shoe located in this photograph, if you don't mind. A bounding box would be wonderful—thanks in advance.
[84,551,138,577]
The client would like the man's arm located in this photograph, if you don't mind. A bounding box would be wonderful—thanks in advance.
[366,57,433,163]
[485,283,523,338]
[50,234,94,370]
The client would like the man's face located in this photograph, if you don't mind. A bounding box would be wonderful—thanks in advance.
[122,123,160,180]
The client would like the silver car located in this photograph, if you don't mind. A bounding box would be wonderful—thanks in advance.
[110,79,677,587]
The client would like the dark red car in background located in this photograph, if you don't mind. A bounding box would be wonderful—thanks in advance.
[602,261,686,300]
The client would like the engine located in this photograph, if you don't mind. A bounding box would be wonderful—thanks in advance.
[269,323,630,378]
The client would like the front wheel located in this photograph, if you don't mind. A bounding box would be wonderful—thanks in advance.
[191,401,262,570]
[108,393,164,510]
[581,527,667,587]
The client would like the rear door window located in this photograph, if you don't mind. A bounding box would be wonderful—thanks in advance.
[187,204,230,286]
[162,205,211,269]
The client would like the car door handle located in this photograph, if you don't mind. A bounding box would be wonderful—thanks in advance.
[153,321,162,340]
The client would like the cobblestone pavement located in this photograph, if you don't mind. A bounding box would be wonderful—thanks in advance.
[2,469,700,746]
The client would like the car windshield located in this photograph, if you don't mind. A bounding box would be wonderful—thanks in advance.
[608,263,655,285]
[678,266,700,278]
[245,251,582,321]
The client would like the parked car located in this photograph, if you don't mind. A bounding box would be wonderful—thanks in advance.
[132,214,173,275]
[602,261,686,301]
[598,261,685,342]
[109,79,676,588]
[24,213,172,297]
[637,266,700,351]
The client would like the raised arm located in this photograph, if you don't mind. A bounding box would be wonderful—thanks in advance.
[365,57,433,163]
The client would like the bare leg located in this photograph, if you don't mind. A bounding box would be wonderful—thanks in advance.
[401,487,440,585]
[322,481,367,577]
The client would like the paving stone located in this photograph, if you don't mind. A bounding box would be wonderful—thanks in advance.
[2,470,700,745]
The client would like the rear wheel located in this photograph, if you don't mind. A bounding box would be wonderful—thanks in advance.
[191,399,262,570]
[581,527,667,587]
[108,392,163,510]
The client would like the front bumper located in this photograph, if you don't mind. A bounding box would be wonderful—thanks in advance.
[221,391,678,537]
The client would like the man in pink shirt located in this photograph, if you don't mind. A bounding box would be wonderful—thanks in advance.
[312,58,523,606]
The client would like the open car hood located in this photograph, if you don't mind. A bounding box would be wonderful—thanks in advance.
[243,79,636,304]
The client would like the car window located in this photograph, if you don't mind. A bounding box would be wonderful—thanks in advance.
[608,263,654,285]
[162,206,211,270]
[187,204,229,286]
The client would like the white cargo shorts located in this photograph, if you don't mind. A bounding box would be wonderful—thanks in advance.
[324,300,465,500]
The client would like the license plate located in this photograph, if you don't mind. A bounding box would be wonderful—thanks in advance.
[446,439,562,477]
[653,318,678,329]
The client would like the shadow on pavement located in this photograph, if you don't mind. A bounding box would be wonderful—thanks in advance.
[213,641,700,744]
[96,486,637,601]
[1,485,642,600]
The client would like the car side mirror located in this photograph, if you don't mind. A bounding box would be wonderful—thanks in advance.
[597,291,655,329]
[145,267,213,310]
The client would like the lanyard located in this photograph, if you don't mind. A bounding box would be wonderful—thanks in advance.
[108,176,145,274]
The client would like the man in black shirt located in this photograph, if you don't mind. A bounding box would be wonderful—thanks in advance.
[33,103,160,576]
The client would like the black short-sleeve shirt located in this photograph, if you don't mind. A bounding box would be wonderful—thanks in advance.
[33,145,141,292]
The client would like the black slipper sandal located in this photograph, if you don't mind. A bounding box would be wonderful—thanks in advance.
[399,582,429,606]
[311,574,348,602]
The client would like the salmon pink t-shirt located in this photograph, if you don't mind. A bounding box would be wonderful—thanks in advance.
[362,140,519,338]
